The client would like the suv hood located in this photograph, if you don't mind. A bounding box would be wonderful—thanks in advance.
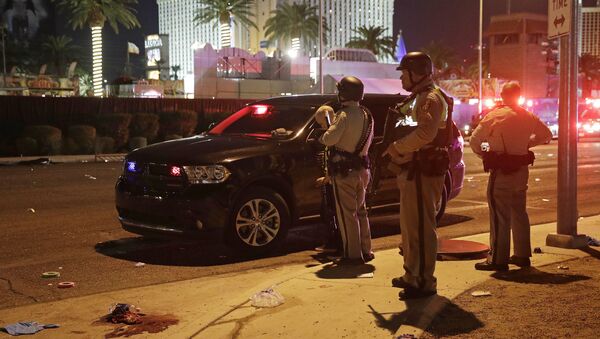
[126,134,281,164]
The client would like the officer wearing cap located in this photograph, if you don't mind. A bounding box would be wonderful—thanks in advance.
[385,51,450,299]
[314,76,374,265]
[470,82,552,271]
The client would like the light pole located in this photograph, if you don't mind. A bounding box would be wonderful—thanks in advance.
[1,24,6,88]
[478,0,483,114]
[319,0,324,94]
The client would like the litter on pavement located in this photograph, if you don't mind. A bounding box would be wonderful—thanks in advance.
[250,287,285,308]
[357,272,374,278]
[135,262,146,267]
[41,272,60,279]
[27,208,35,213]
[533,247,543,254]
[57,281,75,288]
[471,290,492,297]
[1,322,59,336]
[557,265,569,270]
[84,174,97,180]
[107,303,143,325]
[587,236,600,247]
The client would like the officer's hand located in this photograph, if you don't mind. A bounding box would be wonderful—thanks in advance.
[315,105,334,128]
[315,176,330,187]
[383,144,412,165]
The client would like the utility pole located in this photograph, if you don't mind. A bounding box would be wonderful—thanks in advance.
[478,0,483,114]
[319,0,324,94]
[546,0,587,248]
[1,25,6,88]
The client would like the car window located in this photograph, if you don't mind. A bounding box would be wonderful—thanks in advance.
[210,104,315,136]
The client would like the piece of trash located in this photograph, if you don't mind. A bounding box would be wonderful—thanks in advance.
[1,322,59,336]
[41,272,60,279]
[250,287,285,308]
[357,272,374,278]
[107,303,143,324]
[542,198,550,202]
[135,262,146,267]
[534,178,541,182]
[84,174,97,180]
[57,281,76,288]
[557,265,569,270]
[586,236,600,247]
[47,283,53,286]
[471,290,492,297]
[533,247,543,254]
[58,267,63,270]
[27,208,35,213]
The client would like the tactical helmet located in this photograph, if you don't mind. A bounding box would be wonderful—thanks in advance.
[336,76,364,101]
[396,52,433,75]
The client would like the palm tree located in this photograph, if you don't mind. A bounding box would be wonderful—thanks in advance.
[41,35,80,77]
[53,0,140,96]
[263,2,326,56]
[171,65,181,80]
[194,0,257,48]
[345,25,395,61]
[420,41,459,75]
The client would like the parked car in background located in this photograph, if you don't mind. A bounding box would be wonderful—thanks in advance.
[578,100,600,138]
[115,94,465,254]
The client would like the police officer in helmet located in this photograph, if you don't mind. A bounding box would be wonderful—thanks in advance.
[470,82,552,271]
[314,76,375,265]
[385,51,450,299]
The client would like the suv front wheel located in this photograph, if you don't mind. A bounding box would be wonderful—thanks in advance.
[228,187,290,254]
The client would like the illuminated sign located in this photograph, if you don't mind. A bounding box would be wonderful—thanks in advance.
[145,35,164,49]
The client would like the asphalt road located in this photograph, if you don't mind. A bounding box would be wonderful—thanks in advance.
[1,142,599,310]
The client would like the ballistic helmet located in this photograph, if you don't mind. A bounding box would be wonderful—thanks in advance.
[396,52,433,75]
[336,76,364,101]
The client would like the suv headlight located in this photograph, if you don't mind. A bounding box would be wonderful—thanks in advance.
[183,165,231,184]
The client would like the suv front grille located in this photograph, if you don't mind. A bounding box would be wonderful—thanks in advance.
[125,161,187,197]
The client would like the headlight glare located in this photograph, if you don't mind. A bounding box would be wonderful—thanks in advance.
[183,165,231,184]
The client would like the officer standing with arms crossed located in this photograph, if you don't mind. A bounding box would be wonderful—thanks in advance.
[385,52,450,299]
[470,82,552,271]
[314,76,374,265]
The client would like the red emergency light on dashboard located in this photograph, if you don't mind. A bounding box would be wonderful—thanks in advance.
[250,104,272,118]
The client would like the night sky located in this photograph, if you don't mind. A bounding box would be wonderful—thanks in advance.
[54,0,597,81]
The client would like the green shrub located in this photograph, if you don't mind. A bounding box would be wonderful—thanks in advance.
[159,109,198,139]
[95,114,132,151]
[131,113,159,142]
[128,137,147,151]
[65,125,96,154]
[95,136,115,154]
[15,137,38,156]
[22,125,62,155]
[201,111,233,132]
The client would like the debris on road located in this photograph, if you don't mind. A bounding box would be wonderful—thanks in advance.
[41,272,60,279]
[357,272,374,278]
[557,265,569,270]
[107,304,143,325]
[57,281,76,288]
[84,174,97,180]
[533,247,543,254]
[542,199,550,202]
[1,321,59,336]
[587,236,600,247]
[250,287,285,308]
[134,262,146,267]
[471,290,492,297]
[534,178,541,182]
[27,208,35,213]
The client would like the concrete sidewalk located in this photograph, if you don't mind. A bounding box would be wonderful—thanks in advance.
[0,154,125,165]
[0,217,598,338]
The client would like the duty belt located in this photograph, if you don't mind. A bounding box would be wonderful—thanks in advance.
[482,151,535,173]
[328,149,370,177]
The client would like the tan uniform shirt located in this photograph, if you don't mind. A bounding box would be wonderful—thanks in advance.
[319,101,373,156]
[470,105,552,156]
[392,81,447,153]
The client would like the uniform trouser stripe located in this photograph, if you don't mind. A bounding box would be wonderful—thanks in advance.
[489,170,499,264]
[331,175,349,257]
[415,170,426,288]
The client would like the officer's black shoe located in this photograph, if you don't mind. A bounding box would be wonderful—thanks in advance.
[391,277,413,289]
[398,287,437,300]
[363,251,375,263]
[508,255,531,268]
[474,261,509,271]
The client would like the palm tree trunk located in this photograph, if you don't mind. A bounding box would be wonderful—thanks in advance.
[91,25,103,96]
[220,21,231,48]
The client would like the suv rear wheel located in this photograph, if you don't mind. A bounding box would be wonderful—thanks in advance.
[228,187,290,254]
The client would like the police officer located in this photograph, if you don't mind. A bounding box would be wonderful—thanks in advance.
[314,76,374,264]
[385,52,449,299]
[470,82,552,271]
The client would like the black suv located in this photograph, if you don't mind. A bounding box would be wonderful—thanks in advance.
[116,94,465,254]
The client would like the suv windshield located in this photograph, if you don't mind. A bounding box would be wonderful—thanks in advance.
[209,104,316,137]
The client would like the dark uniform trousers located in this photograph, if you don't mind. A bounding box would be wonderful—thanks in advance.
[331,168,372,260]
[487,166,531,264]
[397,168,444,292]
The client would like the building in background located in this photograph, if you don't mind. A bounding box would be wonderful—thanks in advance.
[579,6,600,57]
[145,34,170,80]
[157,0,395,79]
[486,13,548,98]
